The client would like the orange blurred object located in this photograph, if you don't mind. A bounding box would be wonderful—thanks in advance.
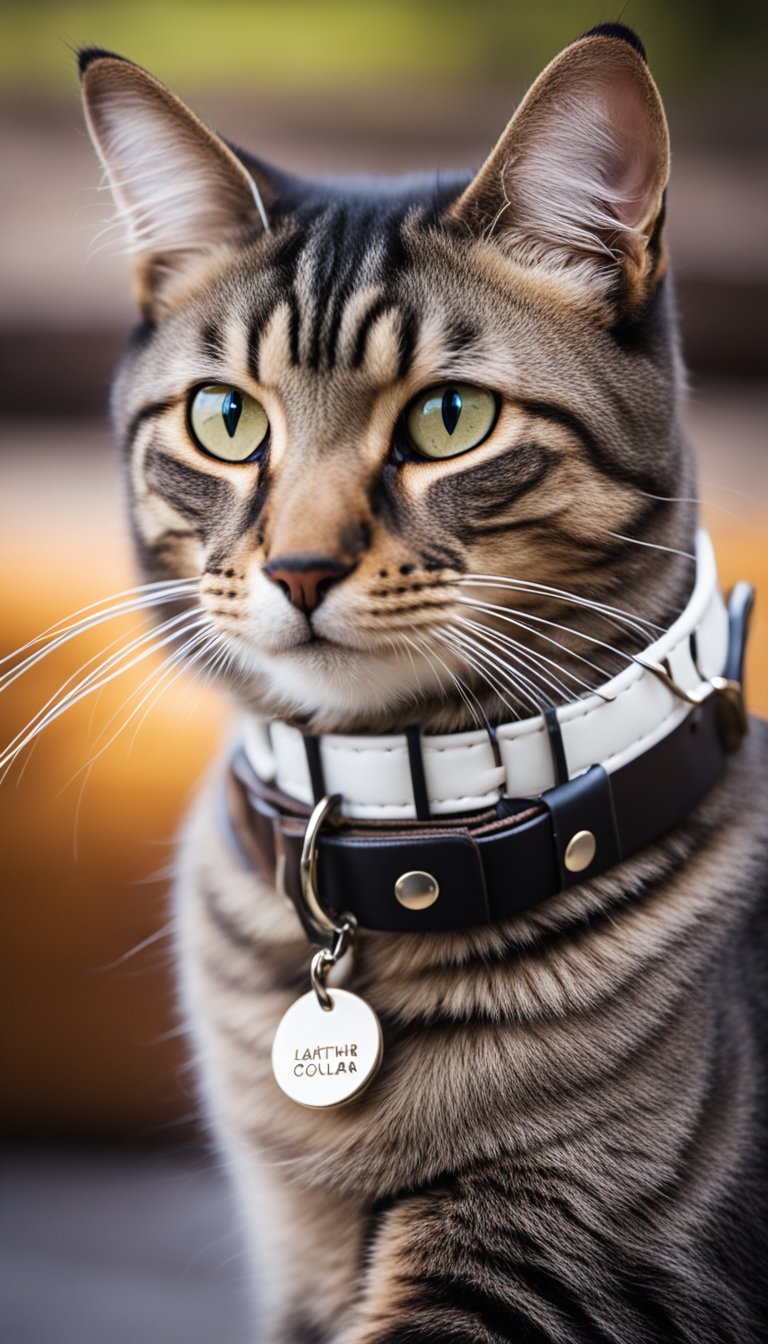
[0,428,226,1135]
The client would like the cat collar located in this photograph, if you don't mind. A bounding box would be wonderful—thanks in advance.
[225,530,753,937]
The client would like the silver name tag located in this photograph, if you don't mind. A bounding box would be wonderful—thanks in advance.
[272,987,382,1109]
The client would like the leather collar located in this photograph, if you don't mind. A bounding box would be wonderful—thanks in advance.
[225,532,753,936]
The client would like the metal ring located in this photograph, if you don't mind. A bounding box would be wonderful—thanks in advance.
[310,948,335,1011]
[330,917,357,963]
[299,793,344,942]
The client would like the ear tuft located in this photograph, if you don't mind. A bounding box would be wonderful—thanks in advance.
[579,23,647,62]
[77,46,125,76]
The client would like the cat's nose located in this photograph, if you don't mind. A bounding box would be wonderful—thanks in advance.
[264,554,356,614]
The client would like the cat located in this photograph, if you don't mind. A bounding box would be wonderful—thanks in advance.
[38,20,768,1343]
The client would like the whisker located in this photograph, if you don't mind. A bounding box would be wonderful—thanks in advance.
[698,476,767,507]
[443,625,553,708]
[640,488,748,525]
[458,575,660,639]
[437,630,524,718]
[0,614,208,777]
[0,580,198,689]
[129,631,233,761]
[454,615,605,701]
[32,611,171,844]
[91,624,215,755]
[71,631,216,809]
[2,609,201,767]
[638,490,701,507]
[391,635,425,701]
[149,635,232,746]
[102,922,175,971]
[0,578,196,663]
[603,533,696,561]
[402,631,484,728]
[127,628,228,751]
[34,616,165,755]
[457,598,637,671]
[438,628,545,718]
[69,627,217,781]
[197,633,234,689]
[452,616,589,703]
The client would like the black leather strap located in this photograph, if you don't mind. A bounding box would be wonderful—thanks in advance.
[302,735,326,804]
[224,586,752,935]
[405,725,432,820]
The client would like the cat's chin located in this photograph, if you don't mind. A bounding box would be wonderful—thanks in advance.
[231,635,447,729]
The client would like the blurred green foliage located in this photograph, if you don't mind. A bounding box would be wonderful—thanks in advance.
[2,0,765,92]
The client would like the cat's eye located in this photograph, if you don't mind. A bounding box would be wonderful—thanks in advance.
[404,383,498,460]
[188,384,269,463]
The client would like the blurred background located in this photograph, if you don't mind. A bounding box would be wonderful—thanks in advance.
[1,2,766,1340]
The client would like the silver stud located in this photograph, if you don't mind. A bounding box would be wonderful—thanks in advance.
[564,829,597,873]
[394,870,440,910]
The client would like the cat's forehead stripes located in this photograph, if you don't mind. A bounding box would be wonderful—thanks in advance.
[250,284,412,389]
[121,207,491,418]
[243,209,420,381]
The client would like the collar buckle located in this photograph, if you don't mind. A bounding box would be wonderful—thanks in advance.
[710,676,749,752]
[637,658,747,751]
[637,580,754,755]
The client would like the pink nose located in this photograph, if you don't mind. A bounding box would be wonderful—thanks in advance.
[264,555,354,614]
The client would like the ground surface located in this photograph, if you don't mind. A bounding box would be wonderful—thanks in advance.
[0,1144,251,1344]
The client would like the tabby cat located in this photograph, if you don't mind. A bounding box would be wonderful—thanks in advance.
[74,23,768,1343]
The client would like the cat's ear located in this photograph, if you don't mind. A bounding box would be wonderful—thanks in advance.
[447,25,669,311]
[79,49,271,315]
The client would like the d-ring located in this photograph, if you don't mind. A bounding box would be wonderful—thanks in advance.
[299,793,344,942]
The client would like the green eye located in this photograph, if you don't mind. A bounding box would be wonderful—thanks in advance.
[188,384,269,462]
[405,383,497,460]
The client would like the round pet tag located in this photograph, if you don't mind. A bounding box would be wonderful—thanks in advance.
[272,987,382,1109]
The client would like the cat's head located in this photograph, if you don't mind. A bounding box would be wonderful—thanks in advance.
[80,26,691,734]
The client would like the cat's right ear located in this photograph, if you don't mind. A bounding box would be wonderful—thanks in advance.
[79,49,271,316]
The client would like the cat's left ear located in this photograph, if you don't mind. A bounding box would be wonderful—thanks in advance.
[447,25,670,312]
[79,49,271,315]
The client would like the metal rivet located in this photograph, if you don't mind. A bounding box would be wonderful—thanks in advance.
[394,870,440,910]
[564,829,597,873]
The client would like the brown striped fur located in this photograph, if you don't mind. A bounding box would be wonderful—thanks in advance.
[78,25,768,1342]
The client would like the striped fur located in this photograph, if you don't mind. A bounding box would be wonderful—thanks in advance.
[80,25,768,1342]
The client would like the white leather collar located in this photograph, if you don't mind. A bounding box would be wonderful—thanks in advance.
[242,530,728,820]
